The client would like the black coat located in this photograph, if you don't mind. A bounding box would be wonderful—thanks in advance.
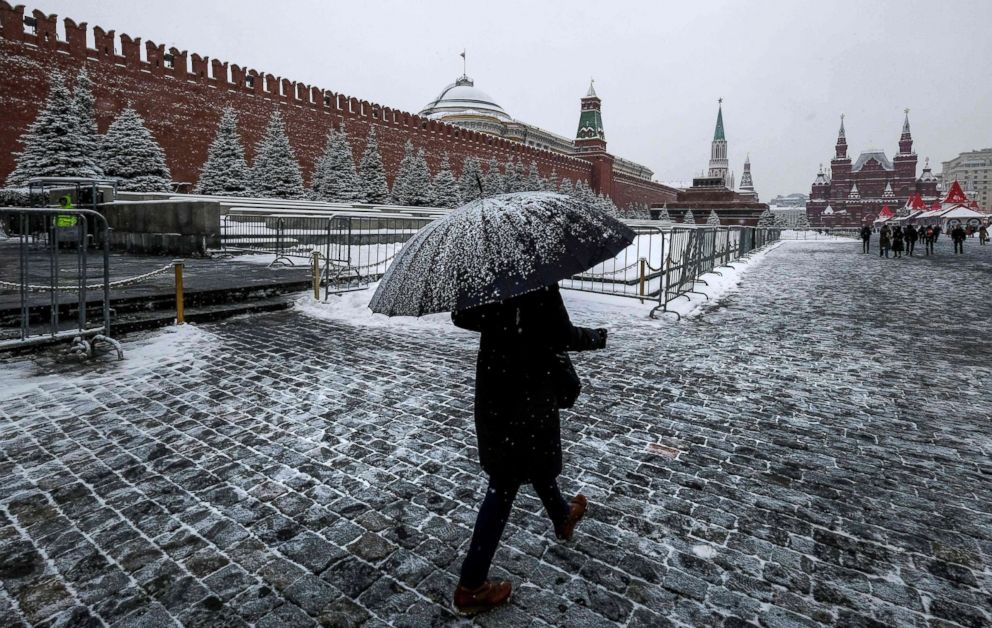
[452,284,602,482]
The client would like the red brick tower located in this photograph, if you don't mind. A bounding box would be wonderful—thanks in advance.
[574,80,614,198]
[892,109,918,198]
[829,115,852,215]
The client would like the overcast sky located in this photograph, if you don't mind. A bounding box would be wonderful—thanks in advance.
[42,0,992,198]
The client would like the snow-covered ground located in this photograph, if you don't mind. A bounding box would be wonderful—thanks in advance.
[295,240,784,328]
[4,323,217,401]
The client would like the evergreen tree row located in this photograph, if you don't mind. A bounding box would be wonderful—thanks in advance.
[6,70,172,192]
[9,76,629,215]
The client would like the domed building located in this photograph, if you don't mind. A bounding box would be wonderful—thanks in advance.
[419,73,654,181]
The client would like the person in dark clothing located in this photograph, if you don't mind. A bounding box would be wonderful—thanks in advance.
[450,283,606,615]
[905,224,918,256]
[892,226,904,258]
[980,224,989,245]
[924,225,936,255]
[879,225,891,258]
[860,225,872,253]
[951,224,967,254]
[934,225,942,241]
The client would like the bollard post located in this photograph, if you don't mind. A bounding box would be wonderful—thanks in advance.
[639,258,646,299]
[312,251,320,300]
[173,259,185,324]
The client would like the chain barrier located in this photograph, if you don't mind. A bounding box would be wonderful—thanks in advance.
[0,263,174,293]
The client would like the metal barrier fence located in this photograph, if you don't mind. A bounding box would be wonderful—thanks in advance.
[0,207,120,354]
[220,211,435,296]
[562,225,780,318]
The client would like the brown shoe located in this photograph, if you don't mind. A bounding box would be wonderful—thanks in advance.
[453,580,512,616]
[555,494,588,541]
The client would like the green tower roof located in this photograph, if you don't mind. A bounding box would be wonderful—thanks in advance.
[576,109,605,141]
[713,101,725,141]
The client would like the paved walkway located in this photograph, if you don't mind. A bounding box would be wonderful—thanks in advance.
[1,238,990,627]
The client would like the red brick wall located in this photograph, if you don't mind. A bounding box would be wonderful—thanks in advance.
[0,2,677,207]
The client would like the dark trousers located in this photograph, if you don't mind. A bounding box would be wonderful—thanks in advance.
[880,246,889,258]
[954,241,964,254]
[907,240,915,255]
[925,239,934,254]
[460,474,569,588]
[862,239,870,253]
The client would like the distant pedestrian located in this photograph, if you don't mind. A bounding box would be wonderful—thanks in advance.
[980,224,989,246]
[966,225,974,238]
[951,224,966,254]
[860,225,872,253]
[934,225,942,241]
[450,284,606,615]
[924,225,936,255]
[892,226,904,258]
[905,224,918,256]
[879,225,891,258]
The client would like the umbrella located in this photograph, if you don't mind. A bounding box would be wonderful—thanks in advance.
[369,192,635,316]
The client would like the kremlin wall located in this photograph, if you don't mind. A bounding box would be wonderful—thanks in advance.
[0,2,679,209]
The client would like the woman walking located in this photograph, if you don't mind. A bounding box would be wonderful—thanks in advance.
[879,224,892,258]
[892,226,905,259]
[450,284,606,614]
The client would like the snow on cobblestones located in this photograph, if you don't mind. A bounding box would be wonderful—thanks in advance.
[1,238,990,627]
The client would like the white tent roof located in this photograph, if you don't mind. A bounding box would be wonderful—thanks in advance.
[940,207,985,220]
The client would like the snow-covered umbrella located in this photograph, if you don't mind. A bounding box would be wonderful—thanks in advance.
[369,191,635,316]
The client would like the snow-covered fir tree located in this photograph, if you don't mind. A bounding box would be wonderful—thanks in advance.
[195,107,250,196]
[706,210,721,226]
[756,208,775,227]
[525,162,542,191]
[310,126,363,202]
[503,159,524,193]
[596,193,620,217]
[572,179,598,206]
[558,178,573,196]
[431,153,461,208]
[408,149,434,206]
[482,158,504,197]
[458,156,483,201]
[795,210,811,230]
[773,213,789,228]
[358,126,390,203]
[655,206,672,222]
[251,110,305,199]
[5,72,103,186]
[682,209,696,224]
[390,141,418,205]
[72,69,102,178]
[98,107,172,192]
[544,168,559,193]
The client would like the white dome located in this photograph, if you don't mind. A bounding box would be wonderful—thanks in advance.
[419,76,511,122]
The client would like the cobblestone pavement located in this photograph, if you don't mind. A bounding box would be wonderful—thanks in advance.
[1,237,990,627]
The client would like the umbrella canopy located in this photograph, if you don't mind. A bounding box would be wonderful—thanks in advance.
[369,192,635,316]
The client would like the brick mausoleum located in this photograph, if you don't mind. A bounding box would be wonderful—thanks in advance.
[805,113,940,226]
[0,2,678,210]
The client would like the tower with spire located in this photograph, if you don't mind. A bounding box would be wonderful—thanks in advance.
[707,99,731,188]
[575,79,606,152]
[573,79,613,199]
[738,154,757,201]
[892,108,918,195]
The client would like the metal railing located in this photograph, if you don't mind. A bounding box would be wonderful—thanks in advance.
[563,225,780,318]
[0,207,119,354]
[220,211,435,296]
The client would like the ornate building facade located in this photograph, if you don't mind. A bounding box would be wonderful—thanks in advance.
[806,112,940,225]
